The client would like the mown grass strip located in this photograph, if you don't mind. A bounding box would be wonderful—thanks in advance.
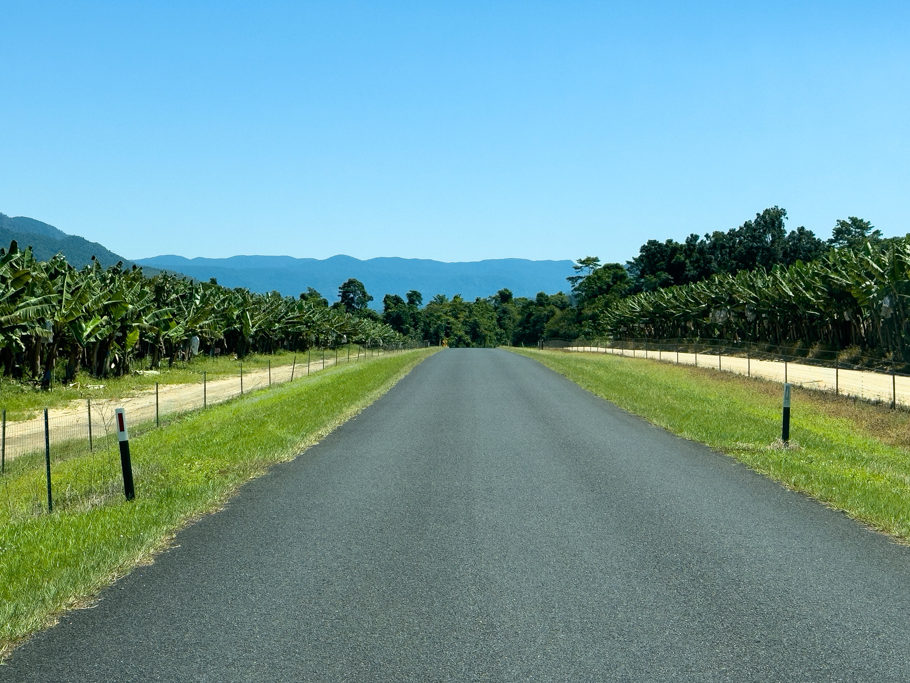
[513,348,910,542]
[0,348,436,657]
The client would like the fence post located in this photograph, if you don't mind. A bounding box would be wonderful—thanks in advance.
[291,354,296,381]
[269,360,272,386]
[835,359,839,396]
[44,408,52,512]
[892,362,896,409]
[307,349,311,376]
[240,361,244,394]
[156,382,160,427]
[87,399,93,452]
[747,352,751,378]
[203,371,207,408]
[1,408,5,474]
[784,360,788,384]
[322,348,326,370]
[335,347,339,366]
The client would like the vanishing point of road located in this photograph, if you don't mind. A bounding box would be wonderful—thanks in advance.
[5,349,910,680]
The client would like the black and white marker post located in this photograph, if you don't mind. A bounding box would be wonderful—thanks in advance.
[115,408,136,501]
[781,383,792,445]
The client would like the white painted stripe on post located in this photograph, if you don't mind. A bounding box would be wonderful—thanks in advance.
[115,408,129,442]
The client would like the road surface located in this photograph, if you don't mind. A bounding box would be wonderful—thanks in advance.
[4,349,910,680]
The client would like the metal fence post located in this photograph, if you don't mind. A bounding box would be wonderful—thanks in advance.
[1,408,5,474]
[835,359,839,396]
[203,371,207,408]
[87,399,93,452]
[240,361,244,394]
[291,354,296,381]
[269,360,272,386]
[892,362,896,409]
[156,382,160,427]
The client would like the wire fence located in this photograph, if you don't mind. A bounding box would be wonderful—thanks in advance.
[0,343,418,518]
[541,337,910,410]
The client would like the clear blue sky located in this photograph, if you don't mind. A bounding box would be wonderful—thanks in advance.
[2,1,908,263]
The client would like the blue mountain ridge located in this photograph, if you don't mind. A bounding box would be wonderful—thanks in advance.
[136,254,575,306]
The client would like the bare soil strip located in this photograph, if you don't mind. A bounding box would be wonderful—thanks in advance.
[567,345,909,407]
[2,357,339,462]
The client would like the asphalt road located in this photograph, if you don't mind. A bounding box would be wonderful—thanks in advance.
[5,348,910,681]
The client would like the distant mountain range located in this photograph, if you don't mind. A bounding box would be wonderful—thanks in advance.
[136,254,575,304]
[0,212,575,304]
[0,213,142,269]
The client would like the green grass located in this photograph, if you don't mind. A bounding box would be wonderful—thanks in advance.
[513,348,910,542]
[0,348,436,657]
[0,348,354,420]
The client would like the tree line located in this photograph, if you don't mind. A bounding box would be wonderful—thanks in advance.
[2,205,897,385]
[0,241,407,385]
[371,207,891,350]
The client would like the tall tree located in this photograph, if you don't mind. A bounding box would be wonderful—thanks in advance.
[829,217,882,249]
[338,278,373,313]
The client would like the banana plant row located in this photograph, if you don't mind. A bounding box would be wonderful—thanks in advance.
[0,243,406,381]
[598,239,910,360]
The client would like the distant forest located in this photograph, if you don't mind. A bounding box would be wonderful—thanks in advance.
[374,207,898,351]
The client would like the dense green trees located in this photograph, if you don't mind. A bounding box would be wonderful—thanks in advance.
[1,206,897,369]
[0,242,407,383]
[599,236,910,361]
[627,207,827,292]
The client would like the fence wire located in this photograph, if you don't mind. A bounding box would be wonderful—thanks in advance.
[544,338,910,409]
[0,345,413,518]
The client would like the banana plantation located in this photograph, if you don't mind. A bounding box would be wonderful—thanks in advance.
[0,242,406,384]
[599,238,910,362]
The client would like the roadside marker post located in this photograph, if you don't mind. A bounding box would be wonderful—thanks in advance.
[44,409,52,512]
[115,408,136,501]
[782,383,792,444]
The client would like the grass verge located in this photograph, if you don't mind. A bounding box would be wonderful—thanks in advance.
[513,348,910,542]
[0,348,437,658]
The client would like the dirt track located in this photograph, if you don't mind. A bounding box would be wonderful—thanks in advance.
[567,345,910,407]
[2,356,342,462]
